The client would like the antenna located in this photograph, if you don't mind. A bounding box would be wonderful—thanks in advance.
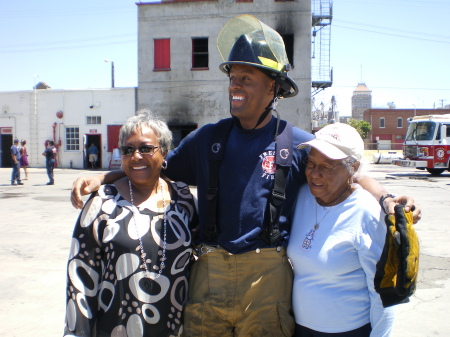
[360,64,363,83]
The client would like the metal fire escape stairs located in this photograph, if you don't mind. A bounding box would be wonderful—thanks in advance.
[311,0,333,97]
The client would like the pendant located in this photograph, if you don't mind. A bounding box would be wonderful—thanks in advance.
[302,229,316,249]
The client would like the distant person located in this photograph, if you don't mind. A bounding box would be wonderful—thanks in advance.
[10,138,23,185]
[289,123,395,336]
[20,139,29,180]
[42,140,56,185]
[87,143,99,168]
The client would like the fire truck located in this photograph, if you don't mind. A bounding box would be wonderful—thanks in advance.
[392,114,450,175]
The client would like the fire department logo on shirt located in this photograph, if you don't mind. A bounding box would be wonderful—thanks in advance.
[436,148,445,159]
[260,151,276,179]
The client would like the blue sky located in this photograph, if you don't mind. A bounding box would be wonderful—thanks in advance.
[0,1,138,91]
[1,0,449,117]
[317,0,450,115]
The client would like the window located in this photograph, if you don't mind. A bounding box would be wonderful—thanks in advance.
[397,118,403,128]
[192,38,209,69]
[65,127,80,151]
[380,118,385,128]
[281,34,294,67]
[87,116,101,125]
[154,38,170,70]
[169,124,198,147]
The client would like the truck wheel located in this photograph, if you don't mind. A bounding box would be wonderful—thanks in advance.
[426,168,445,176]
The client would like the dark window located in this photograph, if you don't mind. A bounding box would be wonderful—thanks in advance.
[192,38,209,69]
[380,118,385,128]
[282,34,294,67]
[169,124,198,147]
[397,118,403,128]
[154,39,170,70]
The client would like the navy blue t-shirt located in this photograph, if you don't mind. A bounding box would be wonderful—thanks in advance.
[165,117,313,254]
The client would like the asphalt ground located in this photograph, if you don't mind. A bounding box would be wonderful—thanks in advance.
[0,162,449,336]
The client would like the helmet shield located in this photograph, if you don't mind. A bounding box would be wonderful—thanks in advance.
[217,14,298,98]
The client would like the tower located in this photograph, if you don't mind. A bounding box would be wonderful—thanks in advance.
[351,82,372,121]
[311,0,333,97]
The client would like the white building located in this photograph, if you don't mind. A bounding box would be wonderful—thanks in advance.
[0,86,136,169]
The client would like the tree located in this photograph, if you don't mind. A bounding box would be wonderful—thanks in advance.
[348,119,371,139]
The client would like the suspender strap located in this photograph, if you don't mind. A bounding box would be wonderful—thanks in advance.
[262,120,293,246]
[206,118,234,241]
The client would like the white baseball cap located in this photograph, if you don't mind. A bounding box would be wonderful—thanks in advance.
[297,123,364,161]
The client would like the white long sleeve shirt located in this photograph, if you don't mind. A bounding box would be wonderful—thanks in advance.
[287,185,395,336]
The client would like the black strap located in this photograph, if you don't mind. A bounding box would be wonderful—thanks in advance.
[205,118,234,241]
[261,120,293,246]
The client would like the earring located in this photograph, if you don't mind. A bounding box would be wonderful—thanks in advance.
[121,163,124,171]
[161,160,167,170]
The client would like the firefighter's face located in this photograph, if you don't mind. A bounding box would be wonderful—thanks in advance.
[228,64,274,129]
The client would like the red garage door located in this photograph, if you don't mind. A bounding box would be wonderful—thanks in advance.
[107,125,122,152]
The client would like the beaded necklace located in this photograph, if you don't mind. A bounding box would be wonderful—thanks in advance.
[128,178,167,278]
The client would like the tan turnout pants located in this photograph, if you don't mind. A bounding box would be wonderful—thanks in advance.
[183,246,295,337]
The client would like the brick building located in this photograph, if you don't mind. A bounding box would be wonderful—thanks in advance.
[363,108,450,150]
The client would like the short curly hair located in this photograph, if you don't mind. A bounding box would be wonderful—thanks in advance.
[118,113,172,154]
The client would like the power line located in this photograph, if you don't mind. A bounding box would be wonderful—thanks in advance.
[0,5,135,19]
[339,0,449,8]
[0,39,137,54]
[335,19,450,41]
[332,85,450,91]
[1,33,136,49]
[334,23,450,44]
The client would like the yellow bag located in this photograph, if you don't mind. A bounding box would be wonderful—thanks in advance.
[374,205,420,307]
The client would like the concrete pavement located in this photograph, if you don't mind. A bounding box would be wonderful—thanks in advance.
[0,163,449,336]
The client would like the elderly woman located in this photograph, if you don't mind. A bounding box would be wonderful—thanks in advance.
[64,114,197,337]
[288,123,395,337]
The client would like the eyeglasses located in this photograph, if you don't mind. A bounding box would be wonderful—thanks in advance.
[303,158,343,175]
[120,145,160,156]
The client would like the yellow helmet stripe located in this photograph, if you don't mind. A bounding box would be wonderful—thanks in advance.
[258,56,283,71]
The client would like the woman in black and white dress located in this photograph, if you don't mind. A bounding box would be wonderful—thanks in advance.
[64,114,197,337]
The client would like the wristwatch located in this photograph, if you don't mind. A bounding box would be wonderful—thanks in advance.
[379,194,396,214]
